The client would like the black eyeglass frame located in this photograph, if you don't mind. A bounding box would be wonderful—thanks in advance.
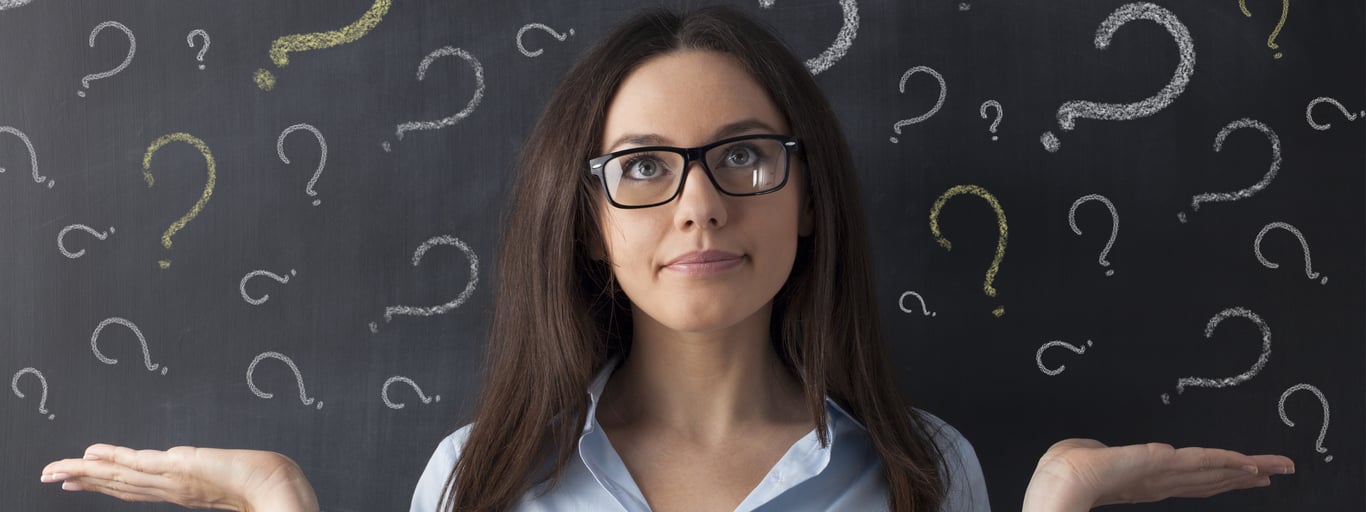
[586,133,802,209]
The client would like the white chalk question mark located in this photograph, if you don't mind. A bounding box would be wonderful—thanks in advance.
[1177,118,1281,223]
[370,235,479,333]
[277,123,328,206]
[889,66,946,144]
[57,224,114,259]
[382,376,441,409]
[11,367,55,420]
[759,0,859,75]
[246,351,322,409]
[1161,307,1270,404]
[240,269,298,305]
[516,23,574,58]
[382,47,485,152]
[898,290,936,317]
[90,317,167,375]
[186,29,209,70]
[1035,339,1093,376]
[1306,97,1364,131]
[1254,222,1325,285]
[79,21,136,98]
[0,126,54,188]
[1278,383,1332,462]
[1040,2,1194,152]
[1068,194,1119,276]
[979,100,1003,141]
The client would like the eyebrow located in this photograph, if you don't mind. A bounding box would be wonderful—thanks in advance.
[604,119,781,153]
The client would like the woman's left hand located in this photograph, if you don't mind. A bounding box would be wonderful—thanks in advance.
[1022,438,1294,511]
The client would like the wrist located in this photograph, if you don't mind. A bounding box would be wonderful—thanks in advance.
[1023,459,1099,512]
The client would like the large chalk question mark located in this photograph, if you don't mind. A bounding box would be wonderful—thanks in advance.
[246,351,322,409]
[142,133,217,269]
[929,185,1008,317]
[277,123,328,206]
[1306,97,1364,130]
[240,269,298,305]
[516,23,574,57]
[1068,194,1119,276]
[1161,307,1270,404]
[1254,221,1325,284]
[1238,0,1289,59]
[979,100,1003,141]
[382,47,486,152]
[889,66,946,144]
[1177,118,1281,223]
[759,0,858,75]
[1278,383,1332,462]
[254,0,391,91]
[1040,3,1194,153]
[382,376,441,410]
[898,291,936,317]
[58,224,115,259]
[79,21,136,98]
[90,317,167,375]
[0,126,53,188]
[1036,339,1094,376]
[369,235,479,333]
[186,29,210,70]
[10,367,55,420]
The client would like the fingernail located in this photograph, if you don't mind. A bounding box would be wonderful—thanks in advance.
[1280,465,1295,474]
[1242,465,1258,474]
[61,481,81,491]
[40,473,69,482]
[83,453,100,460]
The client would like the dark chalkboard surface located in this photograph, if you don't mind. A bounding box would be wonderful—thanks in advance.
[3,1,1362,510]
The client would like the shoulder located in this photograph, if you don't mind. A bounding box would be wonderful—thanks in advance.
[410,423,475,512]
[910,408,992,511]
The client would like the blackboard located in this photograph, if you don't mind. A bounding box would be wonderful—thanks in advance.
[2,1,1362,510]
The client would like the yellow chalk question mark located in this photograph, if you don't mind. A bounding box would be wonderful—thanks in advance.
[253,0,392,91]
[929,185,1008,317]
[142,133,216,269]
[1238,0,1289,59]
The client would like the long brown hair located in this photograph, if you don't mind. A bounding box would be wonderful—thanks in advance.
[440,6,949,511]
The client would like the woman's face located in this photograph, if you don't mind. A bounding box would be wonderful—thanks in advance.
[596,49,812,335]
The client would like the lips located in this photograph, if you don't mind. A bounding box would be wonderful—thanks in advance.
[664,250,745,276]
[666,250,743,266]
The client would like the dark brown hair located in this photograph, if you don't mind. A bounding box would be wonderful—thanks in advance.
[440,5,949,511]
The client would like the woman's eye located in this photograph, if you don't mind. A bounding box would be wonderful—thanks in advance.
[723,146,758,167]
[624,157,664,179]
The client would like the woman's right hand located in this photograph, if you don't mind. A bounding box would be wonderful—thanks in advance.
[40,443,319,512]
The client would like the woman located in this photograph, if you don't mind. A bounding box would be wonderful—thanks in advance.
[40,6,1293,511]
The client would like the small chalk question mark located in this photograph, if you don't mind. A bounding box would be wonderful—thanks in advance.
[91,317,167,375]
[1306,97,1364,130]
[516,23,574,57]
[1068,194,1119,276]
[247,351,322,409]
[0,126,53,188]
[370,235,479,332]
[1254,222,1325,284]
[79,21,136,98]
[58,224,115,259]
[277,123,328,206]
[979,100,1003,141]
[1036,339,1093,376]
[11,367,55,420]
[240,269,297,305]
[382,376,441,409]
[898,291,936,317]
[383,47,485,152]
[186,29,209,70]
[1161,307,1270,404]
[890,66,946,144]
[1177,119,1281,223]
[1278,383,1331,462]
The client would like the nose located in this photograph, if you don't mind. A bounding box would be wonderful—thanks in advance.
[673,161,727,231]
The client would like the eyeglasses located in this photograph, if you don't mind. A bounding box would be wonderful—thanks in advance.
[587,134,801,209]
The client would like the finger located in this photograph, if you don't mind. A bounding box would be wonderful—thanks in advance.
[1245,454,1296,475]
[1170,473,1273,499]
[40,459,176,491]
[59,475,168,503]
[1170,446,1262,472]
[98,444,179,474]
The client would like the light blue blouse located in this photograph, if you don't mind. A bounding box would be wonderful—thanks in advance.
[410,358,992,511]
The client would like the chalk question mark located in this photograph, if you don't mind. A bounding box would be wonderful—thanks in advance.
[516,23,574,57]
[11,367,55,420]
[1238,0,1289,59]
[247,351,322,409]
[1036,339,1093,376]
[1254,222,1325,284]
[90,317,167,375]
[929,185,1008,317]
[254,0,391,91]
[0,126,53,188]
[1068,194,1119,276]
[142,133,217,269]
[240,269,297,305]
[277,123,328,206]
[979,100,1003,141]
[889,66,946,144]
[186,29,210,70]
[1306,97,1364,131]
[898,291,936,317]
[382,376,441,410]
[382,47,486,152]
[58,224,115,259]
[79,21,136,98]
[1161,307,1270,404]
[1177,118,1281,223]
[1278,383,1331,462]
[370,235,479,333]
[758,0,858,75]
[1040,3,1194,152]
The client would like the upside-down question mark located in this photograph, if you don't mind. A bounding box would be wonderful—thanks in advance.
[277,123,328,206]
[58,224,115,259]
[758,0,859,75]
[382,47,485,152]
[979,100,1003,141]
[1177,118,1280,223]
[246,351,322,409]
[382,376,441,409]
[11,367,55,420]
[79,21,136,98]
[142,133,217,269]
[929,185,1008,317]
[254,0,391,91]
[898,291,936,317]
[1036,339,1094,376]
[90,317,167,375]
[370,235,479,332]
[1238,0,1289,59]
[0,126,53,188]
[1040,2,1194,152]
[1278,383,1331,462]
[1254,221,1325,284]
[1068,194,1119,276]
[1305,97,1364,130]
[889,66,946,144]
[1161,307,1270,404]
[516,23,574,57]
[240,269,298,305]
[186,29,210,70]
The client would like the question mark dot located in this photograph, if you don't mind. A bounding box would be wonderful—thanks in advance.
[77,91,87,98]
[381,141,393,152]
[47,414,55,420]
[991,135,998,141]
[434,395,441,402]
[889,137,899,144]
[1319,276,1328,285]
[159,260,171,269]
[1040,132,1060,152]
[253,69,276,91]
[160,367,169,375]
[1105,269,1115,277]
[1325,455,1333,462]
[991,307,1004,317]
[312,199,321,206]
[198,64,206,70]
[1160,393,1171,404]
[316,402,324,410]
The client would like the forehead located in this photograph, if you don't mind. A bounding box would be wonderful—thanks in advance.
[601,50,788,153]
